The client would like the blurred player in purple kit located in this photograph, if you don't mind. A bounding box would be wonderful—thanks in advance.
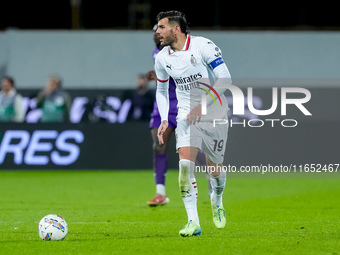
[146,25,178,206]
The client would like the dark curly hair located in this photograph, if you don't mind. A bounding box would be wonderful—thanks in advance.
[156,10,189,35]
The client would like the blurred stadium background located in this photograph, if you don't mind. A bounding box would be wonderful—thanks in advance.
[0,1,339,170]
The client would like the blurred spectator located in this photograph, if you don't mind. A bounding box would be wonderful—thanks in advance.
[128,74,155,121]
[0,76,25,122]
[36,75,72,122]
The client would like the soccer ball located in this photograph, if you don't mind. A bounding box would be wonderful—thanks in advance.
[38,214,68,241]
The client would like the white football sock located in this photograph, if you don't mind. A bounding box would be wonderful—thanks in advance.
[179,159,199,225]
[210,170,226,207]
[156,184,166,196]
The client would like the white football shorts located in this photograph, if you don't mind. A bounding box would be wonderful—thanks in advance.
[175,117,229,164]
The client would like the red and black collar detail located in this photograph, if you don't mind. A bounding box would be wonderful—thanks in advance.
[168,35,191,55]
[185,35,191,50]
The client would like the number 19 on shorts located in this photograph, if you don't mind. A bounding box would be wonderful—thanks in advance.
[213,139,224,152]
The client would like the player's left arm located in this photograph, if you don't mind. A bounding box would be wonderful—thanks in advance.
[202,39,232,106]
[187,39,231,125]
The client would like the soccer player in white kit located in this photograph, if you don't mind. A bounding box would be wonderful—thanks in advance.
[155,10,232,236]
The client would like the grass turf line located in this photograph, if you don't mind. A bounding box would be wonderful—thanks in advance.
[0,170,339,254]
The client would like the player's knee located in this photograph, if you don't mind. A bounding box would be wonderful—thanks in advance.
[153,142,167,154]
[179,159,193,190]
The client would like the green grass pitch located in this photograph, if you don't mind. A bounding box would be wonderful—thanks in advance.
[0,170,339,254]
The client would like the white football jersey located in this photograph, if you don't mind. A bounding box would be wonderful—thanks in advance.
[155,35,231,121]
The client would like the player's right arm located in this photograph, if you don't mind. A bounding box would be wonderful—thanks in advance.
[155,53,170,145]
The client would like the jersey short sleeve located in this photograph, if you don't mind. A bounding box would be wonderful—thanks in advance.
[154,53,170,83]
[199,38,225,70]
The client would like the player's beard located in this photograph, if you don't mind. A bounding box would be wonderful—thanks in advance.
[160,30,176,47]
